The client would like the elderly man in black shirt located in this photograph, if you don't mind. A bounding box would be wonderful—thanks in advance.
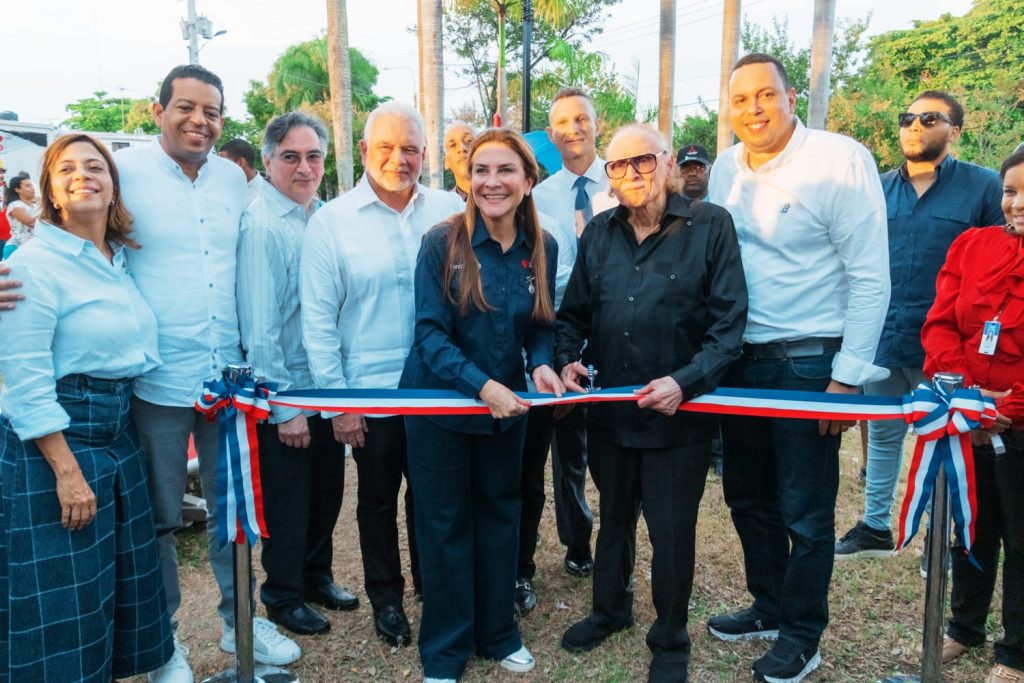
[556,123,747,683]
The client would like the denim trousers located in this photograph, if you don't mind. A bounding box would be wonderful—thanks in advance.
[720,351,841,650]
[947,439,1024,669]
[862,367,926,531]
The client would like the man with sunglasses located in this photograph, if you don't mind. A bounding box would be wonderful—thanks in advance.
[707,53,890,683]
[835,92,1002,576]
[557,123,747,683]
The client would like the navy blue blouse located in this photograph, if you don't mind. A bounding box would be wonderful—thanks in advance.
[400,215,558,434]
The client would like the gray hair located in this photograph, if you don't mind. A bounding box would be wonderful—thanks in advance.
[262,111,330,160]
[363,101,425,146]
[606,123,670,156]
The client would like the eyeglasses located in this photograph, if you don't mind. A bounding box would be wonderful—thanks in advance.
[604,152,664,179]
[276,151,325,167]
[897,111,954,129]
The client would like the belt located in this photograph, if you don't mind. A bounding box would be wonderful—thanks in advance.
[741,337,843,360]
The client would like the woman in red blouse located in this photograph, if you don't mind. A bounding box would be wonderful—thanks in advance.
[921,149,1024,683]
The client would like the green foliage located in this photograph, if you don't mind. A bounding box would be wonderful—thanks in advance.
[829,0,1024,169]
[63,91,156,133]
[673,101,718,162]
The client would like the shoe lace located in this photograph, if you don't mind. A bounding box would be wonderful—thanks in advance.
[516,580,532,590]
[253,617,290,647]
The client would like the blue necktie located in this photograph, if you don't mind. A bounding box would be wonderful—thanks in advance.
[573,176,593,224]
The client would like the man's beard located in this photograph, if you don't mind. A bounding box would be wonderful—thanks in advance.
[902,138,947,164]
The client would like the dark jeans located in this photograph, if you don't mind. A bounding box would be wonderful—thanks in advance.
[518,407,555,579]
[720,351,841,650]
[551,405,594,558]
[352,416,421,608]
[406,416,526,680]
[947,439,1024,669]
[257,415,345,608]
[588,438,711,665]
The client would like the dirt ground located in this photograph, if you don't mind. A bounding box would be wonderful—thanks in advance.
[139,429,999,683]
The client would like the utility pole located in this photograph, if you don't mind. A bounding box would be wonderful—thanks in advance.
[180,0,222,65]
[522,0,533,132]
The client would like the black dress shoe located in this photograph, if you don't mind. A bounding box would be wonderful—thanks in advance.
[564,554,594,578]
[374,604,411,647]
[514,579,538,615]
[304,583,359,611]
[266,602,330,636]
[561,614,633,653]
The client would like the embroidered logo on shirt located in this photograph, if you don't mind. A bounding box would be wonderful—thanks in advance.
[780,203,791,214]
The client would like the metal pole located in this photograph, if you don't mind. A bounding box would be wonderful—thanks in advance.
[522,0,533,133]
[186,0,199,65]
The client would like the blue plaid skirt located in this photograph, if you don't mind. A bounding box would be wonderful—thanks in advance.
[0,374,174,681]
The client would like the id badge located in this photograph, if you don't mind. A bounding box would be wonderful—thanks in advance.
[979,320,1001,355]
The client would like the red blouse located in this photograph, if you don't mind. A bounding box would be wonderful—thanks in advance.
[922,226,1024,423]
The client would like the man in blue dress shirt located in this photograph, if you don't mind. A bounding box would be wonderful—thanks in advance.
[834,91,1003,564]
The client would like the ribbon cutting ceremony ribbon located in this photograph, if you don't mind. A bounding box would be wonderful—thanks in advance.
[895,383,997,565]
[195,376,276,547]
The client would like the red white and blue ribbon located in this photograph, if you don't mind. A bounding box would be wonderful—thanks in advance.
[894,383,997,564]
[195,377,275,547]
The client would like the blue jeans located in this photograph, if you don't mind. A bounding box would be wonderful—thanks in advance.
[862,368,925,531]
[720,351,841,650]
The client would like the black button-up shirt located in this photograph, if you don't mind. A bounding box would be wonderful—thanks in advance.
[556,193,748,447]
[401,216,558,434]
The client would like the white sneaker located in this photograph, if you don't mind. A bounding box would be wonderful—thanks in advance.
[148,638,193,683]
[220,616,301,666]
[500,645,535,673]
[423,679,457,683]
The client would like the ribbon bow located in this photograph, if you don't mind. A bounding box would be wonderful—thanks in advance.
[895,383,997,564]
[195,376,276,547]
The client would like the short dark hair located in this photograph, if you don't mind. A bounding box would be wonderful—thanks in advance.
[1000,150,1024,179]
[158,64,225,112]
[732,53,792,91]
[262,111,329,159]
[551,87,592,106]
[219,138,256,167]
[912,90,965,129]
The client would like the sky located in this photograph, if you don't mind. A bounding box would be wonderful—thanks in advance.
[3,0,977,127]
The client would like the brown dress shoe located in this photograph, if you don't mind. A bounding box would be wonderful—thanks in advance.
[941,634,967,665]
[987,664,1024,683]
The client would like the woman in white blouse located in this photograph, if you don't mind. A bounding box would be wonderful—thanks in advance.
[0,134,173,682]
[3,173,40,253]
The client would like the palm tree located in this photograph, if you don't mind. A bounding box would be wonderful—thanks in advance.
[807,0,837,130]
[419,0,445,188]
[717,0,741,154]
[326,0,354,192]
[657,0,676,142]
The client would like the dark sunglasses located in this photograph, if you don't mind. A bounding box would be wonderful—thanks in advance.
[897,111,954,128]
[604,152,664,180]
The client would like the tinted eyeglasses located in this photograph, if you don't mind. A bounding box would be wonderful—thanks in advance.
[276,151,325,166]
[604,152,664,180]
[897,111,954,129]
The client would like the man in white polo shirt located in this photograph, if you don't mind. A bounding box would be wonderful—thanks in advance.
[116,64,299,683]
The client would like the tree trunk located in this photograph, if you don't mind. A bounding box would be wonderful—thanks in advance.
[326,0,354,192]
[496,3,507,126]
[417,0,426,116]
[807,0,837,130]
[657,0,676,142]
[717,0,741,154]
[420,0,445,188]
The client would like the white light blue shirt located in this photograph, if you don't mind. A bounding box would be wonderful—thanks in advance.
[237,182,315,424]
[0,222,161,440]
[533,156,608,306]
[301,177,464,396]
[709,120,891,385]
[115,142,248,407]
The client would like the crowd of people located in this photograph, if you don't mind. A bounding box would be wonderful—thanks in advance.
[0,51,1021,683]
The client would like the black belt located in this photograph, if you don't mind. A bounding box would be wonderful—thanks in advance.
[741,337,842,360]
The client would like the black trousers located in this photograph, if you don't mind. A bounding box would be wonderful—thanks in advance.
[258,415,345,608]
[947,440,1024,669]
[588,438,710,664]
[352,416,421,608]
[518,407,555,579]
[551,406,594,558]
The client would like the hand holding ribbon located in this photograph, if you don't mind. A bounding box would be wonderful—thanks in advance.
[195,375,276,547]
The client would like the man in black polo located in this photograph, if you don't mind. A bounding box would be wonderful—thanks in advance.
[557,123,747,683]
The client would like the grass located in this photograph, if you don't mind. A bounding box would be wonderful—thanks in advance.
[137,428,999,682]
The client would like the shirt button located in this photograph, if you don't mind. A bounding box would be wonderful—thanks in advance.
[209,283,214,288]
[634,265,640,271]
[670,274,677,280]
[686,221,692,227]
[624,331,630,337]
[211,315,217,320]
[204,250,209,255]
[628,296,634,302]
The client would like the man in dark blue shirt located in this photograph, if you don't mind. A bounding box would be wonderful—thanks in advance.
[835,90,1004,561]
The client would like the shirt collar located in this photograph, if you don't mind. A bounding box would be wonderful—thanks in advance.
[352,174,424,212]
[150,137,212,179]
[471,214,531,250]
[558,155,606,188]
[611,191,692,227]
[897,152,956,181]
[32,220,124,262]
[262,180,308,219]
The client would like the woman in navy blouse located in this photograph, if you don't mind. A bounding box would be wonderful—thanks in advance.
[401,128,564,682]
[0,134,173,681]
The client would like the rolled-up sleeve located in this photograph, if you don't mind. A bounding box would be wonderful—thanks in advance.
[0,263,70,440]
